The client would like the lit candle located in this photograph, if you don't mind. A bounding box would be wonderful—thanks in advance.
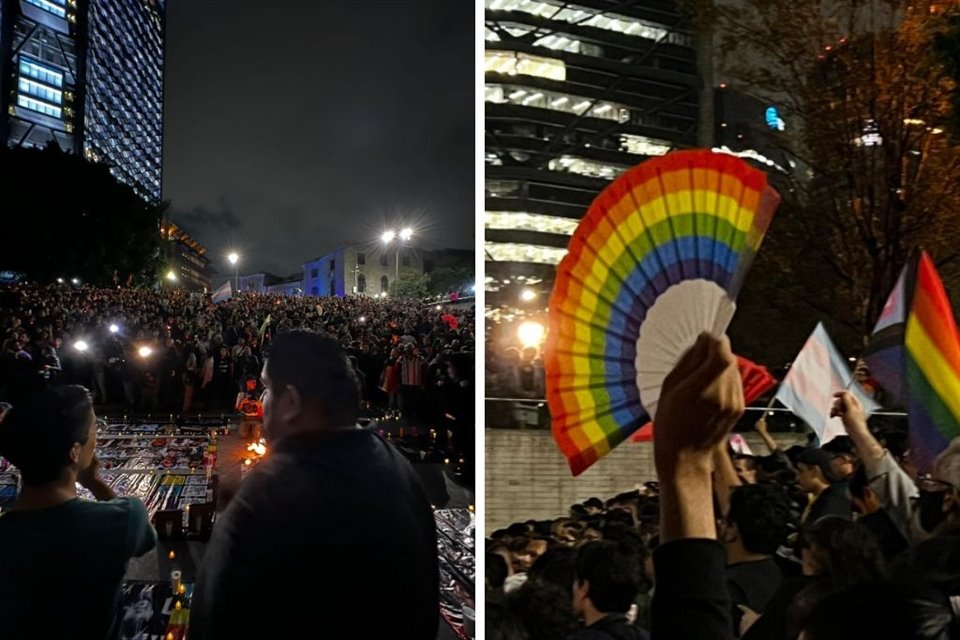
[174,600,182,611]
[178,583,186,595]
[167,633,175,640]
[168,550,176,560]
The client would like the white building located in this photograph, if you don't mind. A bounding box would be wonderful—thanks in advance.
[302,243,424,297]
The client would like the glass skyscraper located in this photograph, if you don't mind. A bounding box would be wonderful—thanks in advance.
[484,0,700,307]
[0,0,165,202]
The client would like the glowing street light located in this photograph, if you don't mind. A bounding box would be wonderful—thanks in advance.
[520,288,537,302]
[227,252,240,291]
[166,270,177,282]
[380,228,414,282]
[73,340,89,352]
[71,278,79,285]
[359,316,366,323]
[109,324,119,334]
[56,277,64,284]
[138,346,153,358]
[518,321,546,348]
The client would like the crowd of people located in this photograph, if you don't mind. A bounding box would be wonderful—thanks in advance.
[0,331,442,639]
[487,336,960,640]
[0,283,475,428]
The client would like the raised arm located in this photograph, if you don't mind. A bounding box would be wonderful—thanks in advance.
[652,333,743,640]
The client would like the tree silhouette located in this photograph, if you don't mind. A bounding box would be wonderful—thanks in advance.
[685,0,960,359]
[1,145,165,287]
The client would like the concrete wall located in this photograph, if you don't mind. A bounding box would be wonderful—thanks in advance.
[484,429,808,535]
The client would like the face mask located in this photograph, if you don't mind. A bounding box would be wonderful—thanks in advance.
[918,489,949,533]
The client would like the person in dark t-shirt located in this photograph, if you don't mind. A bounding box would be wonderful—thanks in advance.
[0,385,157,640]
[720,484,793,636]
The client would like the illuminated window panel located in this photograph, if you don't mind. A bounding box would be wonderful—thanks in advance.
[485,51,566,81]
[486,0,692,47]
[18,78,62,104]
[17,94,62,118]
[485,211,580,235]
[620,133,672,156]
[485,84,630,123]
[486,242,568,265]
[19,59,64,87]
[25,0,66,18]
[547,155,627,179]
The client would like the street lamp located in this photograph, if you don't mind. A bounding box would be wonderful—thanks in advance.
[138,346,153,358]
[228,252,239,292]
[166,270,177,283]
[381,228,413,283]
[73,340,89,352]
[520,288,537,302]
[109,324,119,334]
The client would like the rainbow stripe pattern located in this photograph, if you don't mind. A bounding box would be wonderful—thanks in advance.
[546,150,780,475]
[865,251,960,471]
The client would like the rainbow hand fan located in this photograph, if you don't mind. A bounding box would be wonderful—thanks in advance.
[546,150,781,475]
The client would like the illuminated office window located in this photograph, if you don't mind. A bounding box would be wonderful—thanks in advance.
[485,242,568,265]
[17,95,62,118]
[485,211,580,235]
[486,0,692,46]
[619,133,672,156]
[24,0,66,18]
[547,155,628,179]
[485,84,631,123]
[18,78,62,104]
[19,59,64,87]
[485,51,566,81]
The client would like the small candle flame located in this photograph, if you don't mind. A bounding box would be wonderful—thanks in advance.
[168,551,175,560]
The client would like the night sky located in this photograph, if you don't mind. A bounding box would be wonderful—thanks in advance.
[162,0,475,279]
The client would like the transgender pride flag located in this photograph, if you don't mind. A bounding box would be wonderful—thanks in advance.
[864,251,960,472]
[211,280,232,304]
[776,323,879,444]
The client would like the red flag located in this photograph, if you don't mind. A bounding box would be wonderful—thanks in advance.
[630,355,777,442]
[441,314,459,330]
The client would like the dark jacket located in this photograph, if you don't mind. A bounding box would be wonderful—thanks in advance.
[652,539,732,640]
[572,613,650,640]
[190,428,439,639]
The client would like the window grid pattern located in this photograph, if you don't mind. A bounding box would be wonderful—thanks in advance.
[84,0,164,202]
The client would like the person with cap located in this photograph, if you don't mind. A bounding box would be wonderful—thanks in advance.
[795,447,852,524]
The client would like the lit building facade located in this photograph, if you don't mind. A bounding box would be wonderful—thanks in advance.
[484,0,700,306]
[302,243,424,298]
[0,0,164,202]
[162,222,212,293]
